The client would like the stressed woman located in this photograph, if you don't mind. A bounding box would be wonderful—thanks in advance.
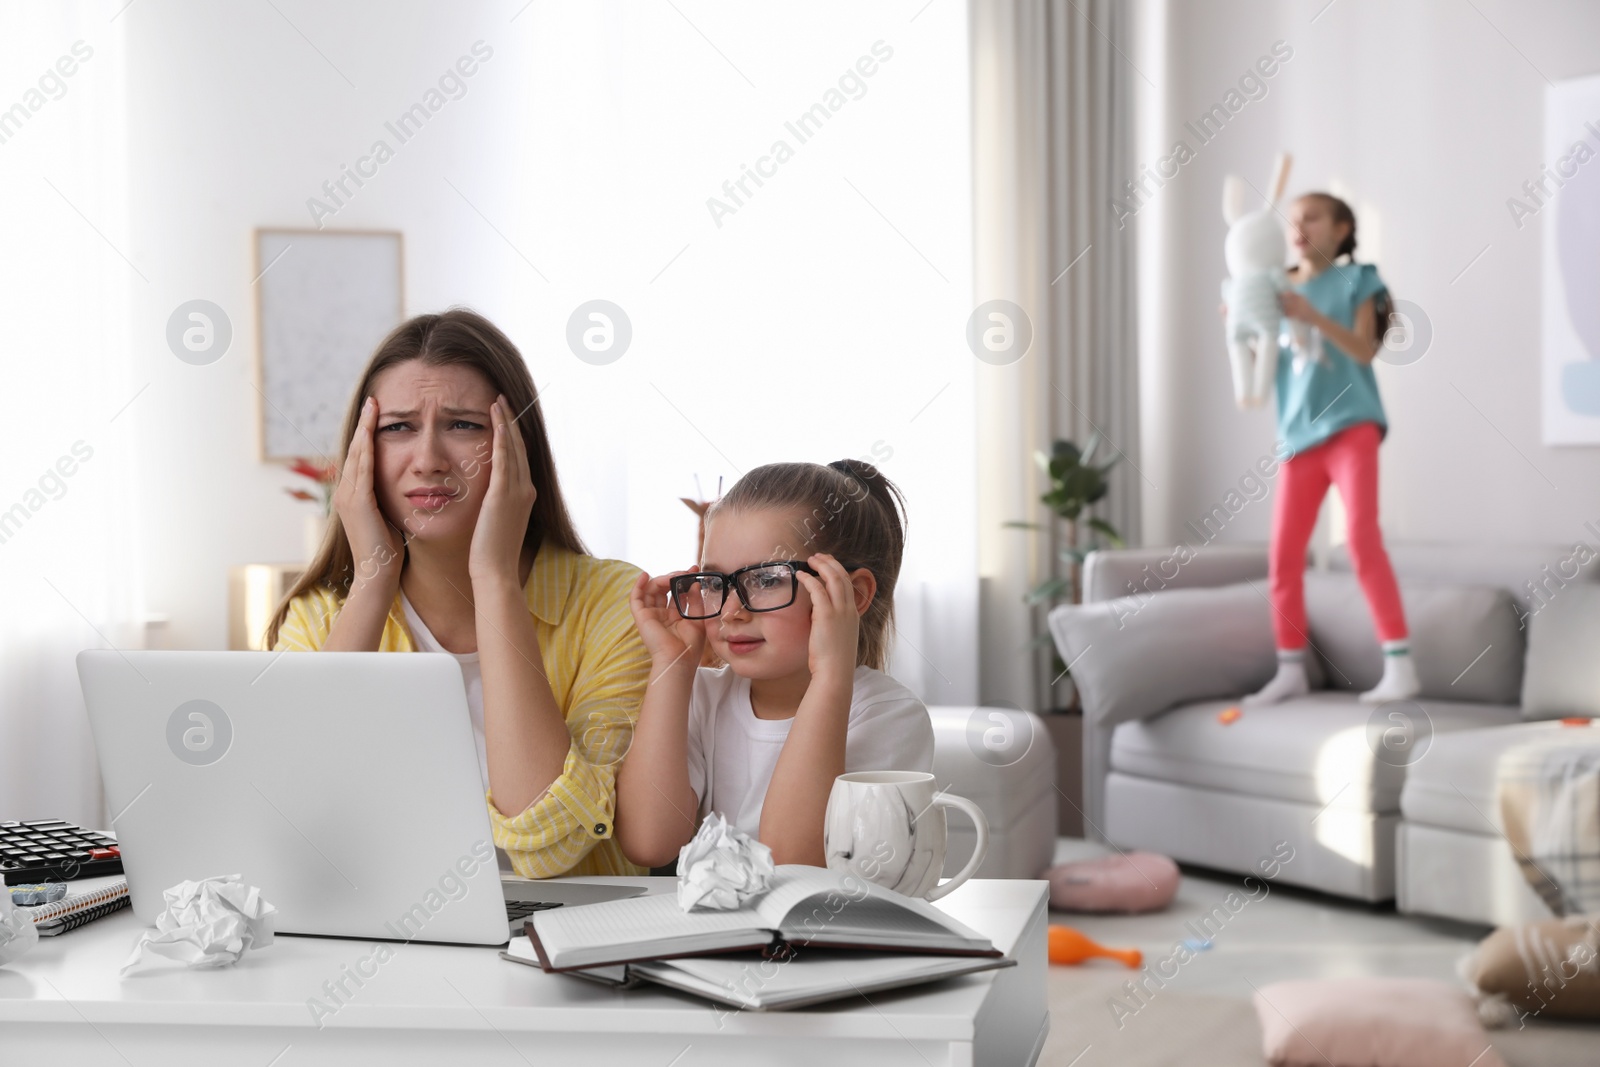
[264,309,651,878]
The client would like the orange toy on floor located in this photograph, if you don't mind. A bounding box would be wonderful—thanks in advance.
[1047,925,1143,968]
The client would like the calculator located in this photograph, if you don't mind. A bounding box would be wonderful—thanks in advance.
[0,819,123,885]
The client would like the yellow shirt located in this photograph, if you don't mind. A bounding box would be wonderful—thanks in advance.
[272,543,650,878]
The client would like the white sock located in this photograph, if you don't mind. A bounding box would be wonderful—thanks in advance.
[1360,641,1420,704]
[1244,650,1310,707]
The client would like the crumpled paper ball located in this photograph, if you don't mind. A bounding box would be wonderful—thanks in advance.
[121,874,277,978]
[677,812,775,912]
[0,882,40,968]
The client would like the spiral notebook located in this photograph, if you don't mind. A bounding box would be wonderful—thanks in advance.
[20,876,129,936]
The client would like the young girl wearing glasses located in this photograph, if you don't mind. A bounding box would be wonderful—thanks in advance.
[615,460,934,868]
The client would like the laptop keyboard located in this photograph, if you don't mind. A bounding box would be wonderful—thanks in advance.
[505,899,565,922]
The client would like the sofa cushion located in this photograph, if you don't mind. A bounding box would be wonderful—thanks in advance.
[1112,693,1519,813]
[1305,573,1524,704]
[1048,580,1321,732]
[1398,720,1590,834]
[1521,583,1600,719]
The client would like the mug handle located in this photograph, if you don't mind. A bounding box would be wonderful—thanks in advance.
[923,793,989,902]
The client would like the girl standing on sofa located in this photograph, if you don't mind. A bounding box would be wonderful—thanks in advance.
[616,460,934,868]
[1244,192,1419,706]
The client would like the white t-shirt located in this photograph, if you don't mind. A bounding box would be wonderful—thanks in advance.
[399,592,487,790]
[685,664,935,838]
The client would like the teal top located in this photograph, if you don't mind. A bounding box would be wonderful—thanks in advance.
[1276,261,1388,456]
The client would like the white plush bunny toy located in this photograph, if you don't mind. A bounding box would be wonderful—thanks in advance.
[1221,153,1317,408]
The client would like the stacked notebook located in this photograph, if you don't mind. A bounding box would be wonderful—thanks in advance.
[500,865,1014,1011]
[17,876,129,935]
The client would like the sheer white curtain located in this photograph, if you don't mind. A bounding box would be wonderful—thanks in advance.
[0,3,139,827]
[499,1,979,706]
[973,0,1140,712]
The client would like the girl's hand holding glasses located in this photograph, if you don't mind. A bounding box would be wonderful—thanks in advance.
[629,569,708,671]
[794,553,860,684]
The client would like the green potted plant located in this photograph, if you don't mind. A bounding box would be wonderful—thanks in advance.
[1005,432,1124,702]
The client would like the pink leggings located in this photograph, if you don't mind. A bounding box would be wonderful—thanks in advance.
[1269,421,1408,650]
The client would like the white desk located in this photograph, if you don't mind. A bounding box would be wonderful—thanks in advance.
[1,877,1049,1066]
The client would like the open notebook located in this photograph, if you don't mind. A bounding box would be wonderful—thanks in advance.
[502,935,1015,1011]
[519,865,1000,972]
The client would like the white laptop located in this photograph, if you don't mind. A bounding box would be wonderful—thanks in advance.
[78,650,644,946]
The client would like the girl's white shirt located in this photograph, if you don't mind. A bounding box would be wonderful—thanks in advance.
[685,664,935,837]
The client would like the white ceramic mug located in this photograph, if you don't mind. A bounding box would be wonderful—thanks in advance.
[823,770,990,901]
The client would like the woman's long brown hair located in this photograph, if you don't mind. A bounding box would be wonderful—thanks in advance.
[264,308,586,649]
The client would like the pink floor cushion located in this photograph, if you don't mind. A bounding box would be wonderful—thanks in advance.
[1254,978,1508,1067]
[1045,851,1180,913]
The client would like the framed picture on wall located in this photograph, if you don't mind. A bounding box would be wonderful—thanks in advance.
[254,228,405,462]
[1541,73,1600,445]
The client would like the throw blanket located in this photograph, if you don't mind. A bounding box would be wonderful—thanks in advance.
[1498,739,1600,916]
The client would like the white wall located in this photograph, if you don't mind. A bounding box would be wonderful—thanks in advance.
[126,0,529,650]
[121,1,976,700]
[1140,0,1600,555]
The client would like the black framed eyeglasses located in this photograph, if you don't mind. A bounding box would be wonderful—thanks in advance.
[669,560,864,620]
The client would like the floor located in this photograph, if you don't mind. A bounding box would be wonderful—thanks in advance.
[1036,839,1598,1067]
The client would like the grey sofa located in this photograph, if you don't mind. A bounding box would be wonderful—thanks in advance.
[927,704,1057,880]
[1048,542,1600,924]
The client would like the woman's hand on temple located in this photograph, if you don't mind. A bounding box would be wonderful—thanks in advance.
[628,570,706,670]
[469,395,538,588]
[333,397,403,591]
